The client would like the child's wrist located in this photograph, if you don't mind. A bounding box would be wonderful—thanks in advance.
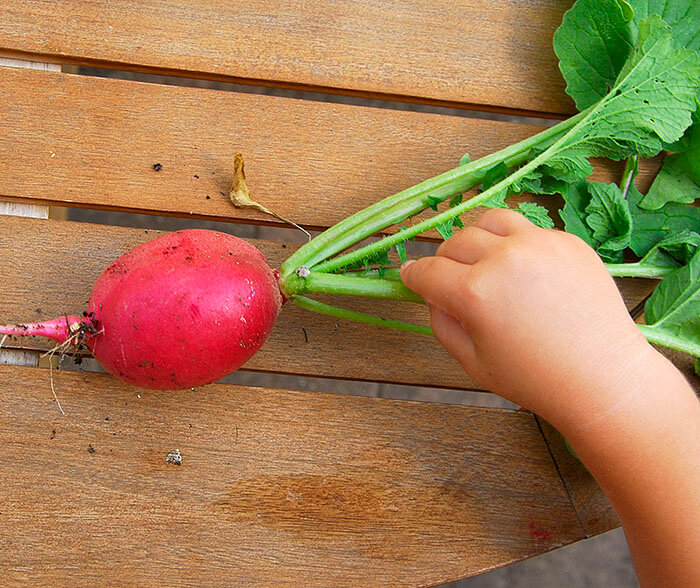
[556,346,696,452]
[542,341,670,437]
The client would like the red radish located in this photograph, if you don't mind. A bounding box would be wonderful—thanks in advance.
[0,230,283,390]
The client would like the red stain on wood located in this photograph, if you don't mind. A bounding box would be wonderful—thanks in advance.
[529,520,551,541]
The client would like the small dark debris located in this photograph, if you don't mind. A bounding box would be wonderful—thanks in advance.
[205,195,211,200]
[281,244,287,249]
[88,445,96,454]
[50,429,56,440]
[73,356,83,365]
[302,327,308,343]
[153,163,163,171]
[166,449,182,466]
[105,416,111,421]
[35,308,42,314]
[194,174,199,179]
[219,191,225,196]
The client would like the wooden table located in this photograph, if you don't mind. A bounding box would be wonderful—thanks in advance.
[0,1,693,585]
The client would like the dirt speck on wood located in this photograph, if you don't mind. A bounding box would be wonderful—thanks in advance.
[166,449,182,466]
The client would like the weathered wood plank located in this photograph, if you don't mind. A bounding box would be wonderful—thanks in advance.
[0,0,576,115]
[0,56,53,366]
[0,364,587,586]
[536,417,620,538]
[0,215,658,391]
[0,67,661,232]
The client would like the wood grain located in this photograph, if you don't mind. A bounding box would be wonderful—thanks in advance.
[536,417,620,537]
[0,364,589,586]
[0,67,662,232]
[0,215,659,391]
[0,0,577,115]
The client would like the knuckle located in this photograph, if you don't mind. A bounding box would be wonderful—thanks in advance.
[455,267,488,311]
[498,241,526,268]
[476,207,505,226]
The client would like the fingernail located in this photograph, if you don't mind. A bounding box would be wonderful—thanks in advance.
[401,260,416,270]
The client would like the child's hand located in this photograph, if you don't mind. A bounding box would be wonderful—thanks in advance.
[402,207,700,586]
[400,208,653,429]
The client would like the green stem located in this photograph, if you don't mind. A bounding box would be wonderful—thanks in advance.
[312,114,591,274]
[638,324,700,357]
[284,271,423,303]
[620,154,639,198]
[280,111,586,277]
[291,295,433,336]
[605,263,671,278]
[341,268,403,281]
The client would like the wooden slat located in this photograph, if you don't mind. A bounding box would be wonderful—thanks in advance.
[0,215,658,391]
[536,417,620,537]
[0,57,53,366]
[0,364,591,586]
[0,0,576,115]
[0,67,662,231]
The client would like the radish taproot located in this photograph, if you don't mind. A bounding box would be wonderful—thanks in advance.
[0,230,282,389]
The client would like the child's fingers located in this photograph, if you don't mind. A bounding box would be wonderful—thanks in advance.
[427,304,477,373]
[400,256,473,322]
[476,207,535,236]
[436,225,501,264]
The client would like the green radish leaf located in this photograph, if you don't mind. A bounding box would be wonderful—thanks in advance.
[449,194,463,207]
[482,162,509,190]
[554,0,700,112]
[426,195,442,211]
[395,242,407,264]
[479,164,509,209]
[627,0,700,52]
[638,230,700,268]
[449,194,465,228]
[644,249,700,346]
[436,220,455,240]
[585,182,632,261]
[662,115,698,152]
[540,153,593,182]
[560,181,598,247]
[554,0,635,110]
[395,226,412,264]
[641,118,700,209]
[483,189,508,209]
[516,202,555,229]
[510,170,544,194]
[558,16,700,162]
[342,249,392,272]
[459,153,471,166]
[628,186,700,256]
